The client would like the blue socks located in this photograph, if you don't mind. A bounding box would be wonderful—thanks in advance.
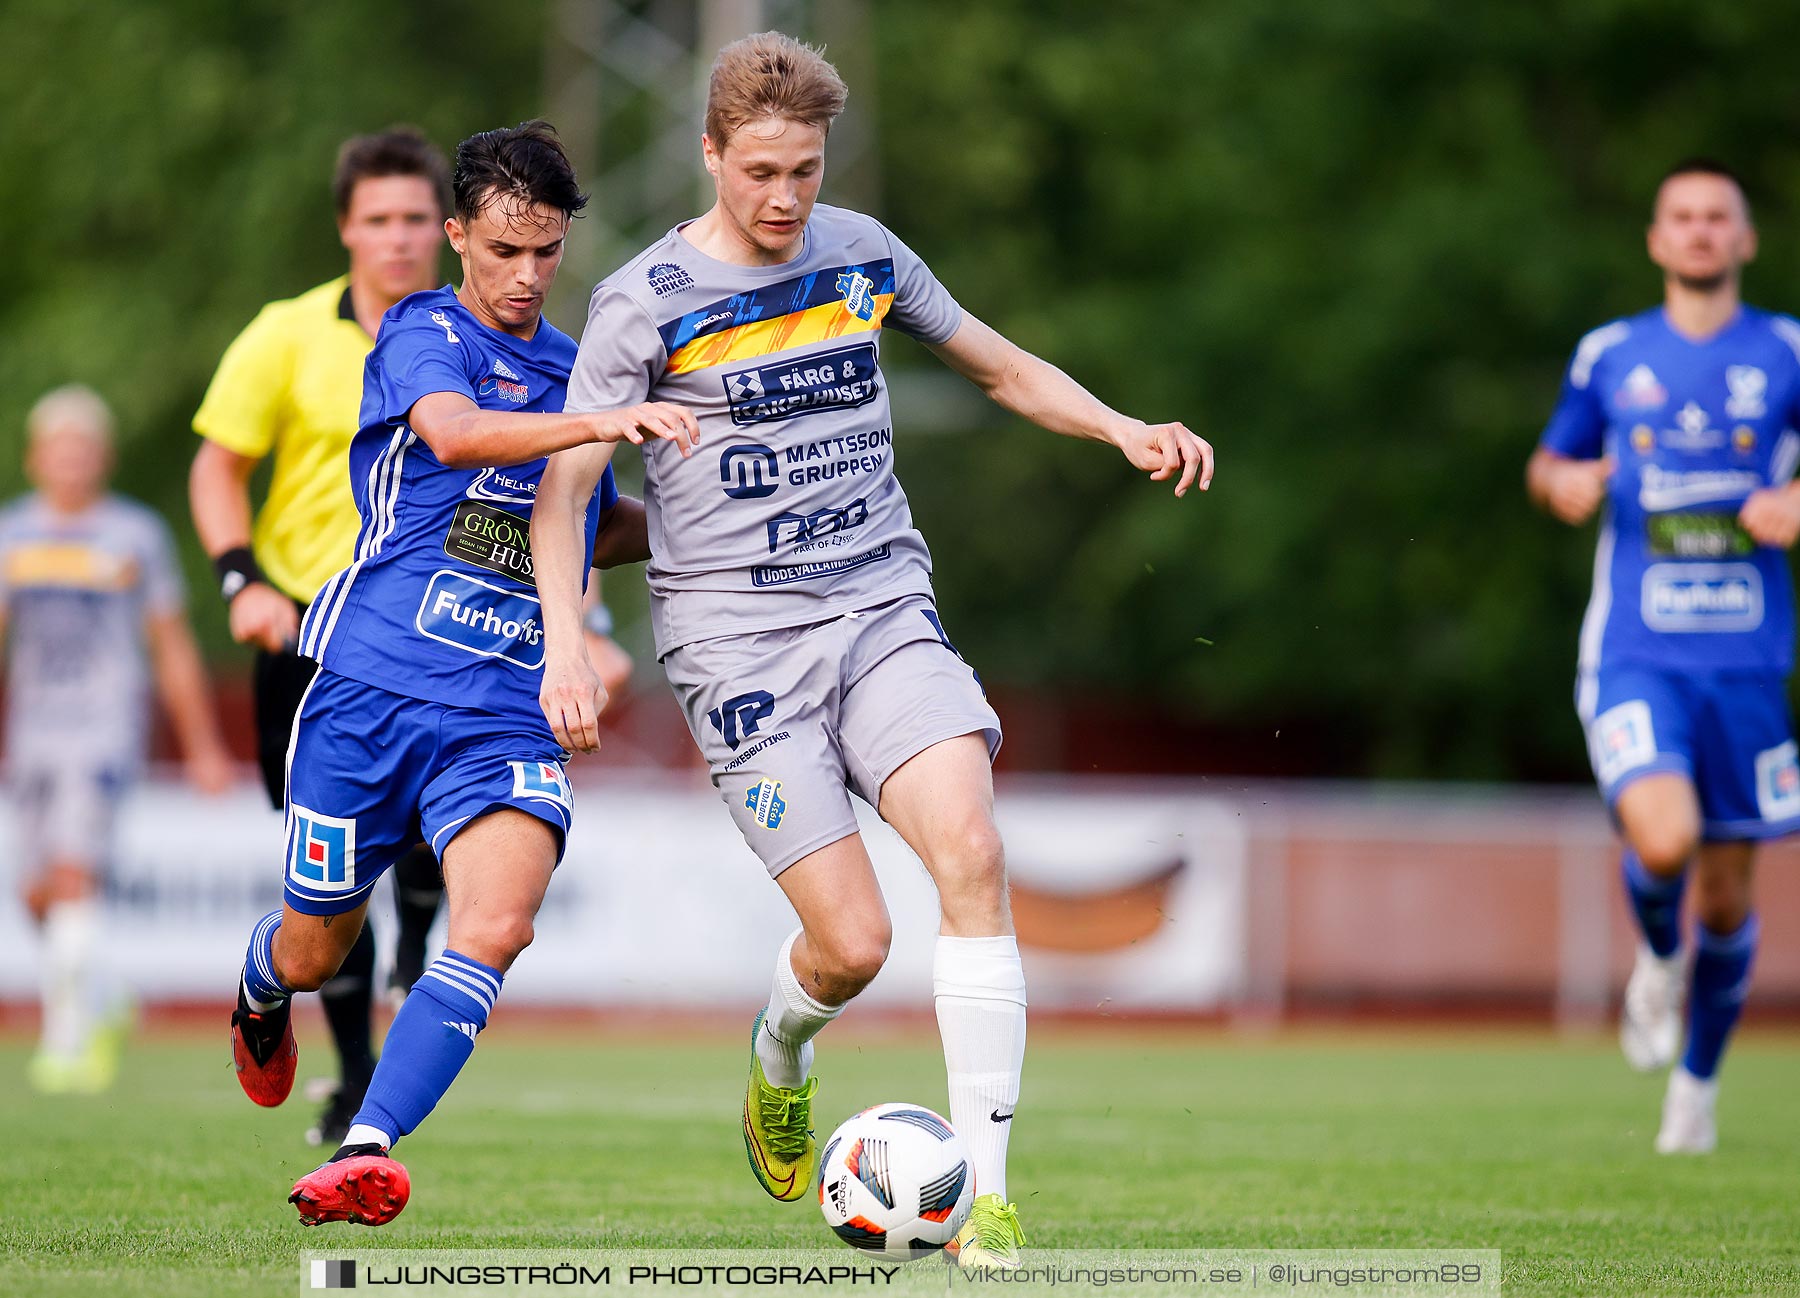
[1621,850,1685,958]
[242,909,290,1008]
[351,950,503,1146]
[1683,915,1758,1081]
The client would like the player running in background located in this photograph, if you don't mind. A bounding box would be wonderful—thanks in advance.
[225,120,690,1226]
[533,33,1211,1270]
[5,386,232,1093]
[190,128,457,1147]
[1528,159,1800,1153]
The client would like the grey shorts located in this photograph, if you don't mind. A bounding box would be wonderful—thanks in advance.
[10,759,128,873]
[663,594,1002,876]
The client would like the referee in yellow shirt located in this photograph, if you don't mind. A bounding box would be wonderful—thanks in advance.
[189,128,451,1147]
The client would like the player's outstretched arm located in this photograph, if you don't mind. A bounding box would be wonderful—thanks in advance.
[1526,446,1614,526]
[406,391,698,470]
[927,312,1213,496]
[533,443,616,753]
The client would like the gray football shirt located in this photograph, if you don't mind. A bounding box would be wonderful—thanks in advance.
[566,204,963,655]
[0,493,185,768]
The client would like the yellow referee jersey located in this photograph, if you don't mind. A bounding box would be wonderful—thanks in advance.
[193,276,373,604]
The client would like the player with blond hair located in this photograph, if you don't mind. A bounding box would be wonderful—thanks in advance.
[534,32,1211,1269]
[4,385,232,1092]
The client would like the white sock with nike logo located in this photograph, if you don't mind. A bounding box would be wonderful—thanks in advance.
[934,934,1027,1201]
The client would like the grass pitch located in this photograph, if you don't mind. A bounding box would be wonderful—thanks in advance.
[1,1022,1796,1297]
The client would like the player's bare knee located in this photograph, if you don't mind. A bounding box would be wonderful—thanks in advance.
[1634,830,1697,877]
[274,945,338,993]
[812,927,891,1001]
[1691,872,1753,933]
[1629,814,1698,877]
[932,822,1008,911]
[452,912,536,970]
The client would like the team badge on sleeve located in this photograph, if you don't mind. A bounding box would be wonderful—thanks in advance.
[288,807,357,893]
[1589,699,1657,787]
[746,779,787,830]
[510,759,573,811]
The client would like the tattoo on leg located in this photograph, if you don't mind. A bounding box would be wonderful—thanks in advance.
[321,915,334,929]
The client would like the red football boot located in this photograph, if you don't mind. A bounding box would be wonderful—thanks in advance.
[290,1144,411,1226]
[230,987,297,1107]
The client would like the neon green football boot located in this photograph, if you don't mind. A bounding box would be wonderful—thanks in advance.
[741,1010,819,1202]
[950,1194,1027,1271]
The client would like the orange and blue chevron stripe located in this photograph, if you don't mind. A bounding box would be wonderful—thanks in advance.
[659,260,897,376]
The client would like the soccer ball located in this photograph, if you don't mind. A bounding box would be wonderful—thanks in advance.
[817,1102,975,1262]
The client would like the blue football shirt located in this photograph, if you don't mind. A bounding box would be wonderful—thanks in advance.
[1541,305,1800,677]
[300,287,617,722]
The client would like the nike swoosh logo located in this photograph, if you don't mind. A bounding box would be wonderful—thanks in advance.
[990,1109,1014,1123]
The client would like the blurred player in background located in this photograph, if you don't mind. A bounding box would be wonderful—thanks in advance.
[226,121,680,1227]
[189,128,456,1147]
[1528,159,1800,1153]
[534,32,1211,1270]
[5,386,232,1092]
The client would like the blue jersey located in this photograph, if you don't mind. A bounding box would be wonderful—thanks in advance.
[299,287,617,723]
[1541,305,1800,677]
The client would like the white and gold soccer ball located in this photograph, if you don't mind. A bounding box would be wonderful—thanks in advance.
[817,1102,975,1263]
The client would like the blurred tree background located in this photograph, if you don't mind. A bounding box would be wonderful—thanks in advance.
[4,0,1800,782]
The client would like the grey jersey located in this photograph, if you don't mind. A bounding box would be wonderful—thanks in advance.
[0,494,185,768]
[567,204,963,655]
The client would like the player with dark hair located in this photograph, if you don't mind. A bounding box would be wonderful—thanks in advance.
[192,126,456,1146]
[1528,157,1800,1153]
[534,33,1211,1270]
[224,120,693,1225]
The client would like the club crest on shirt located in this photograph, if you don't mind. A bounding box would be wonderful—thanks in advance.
[1630,424,1655,455]
[1725,365,1767,419]
[1614,364,1667,411]
[1734,425,1757,454]
[836,271,878,322]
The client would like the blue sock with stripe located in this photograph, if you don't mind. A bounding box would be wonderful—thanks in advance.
[350,950,502,1146]
[241,909,290,1009]
[1682,915,1757,1081]
[1621,850,1685,958]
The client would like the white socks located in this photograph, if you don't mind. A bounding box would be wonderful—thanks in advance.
[40,899,100,1059]
[934,934,1027,1201]
[756,928,845,1088]
[343,1122,393,1151]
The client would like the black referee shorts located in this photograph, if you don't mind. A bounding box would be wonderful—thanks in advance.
[251,599,317,810]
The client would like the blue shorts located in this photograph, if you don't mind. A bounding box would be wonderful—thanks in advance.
[1579,667,1800,841]
[282,669,574,915]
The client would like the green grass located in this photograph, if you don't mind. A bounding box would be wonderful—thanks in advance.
[1,1024,1797,1296]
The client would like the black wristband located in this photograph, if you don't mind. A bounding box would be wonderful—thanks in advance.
[213,546,265,603]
